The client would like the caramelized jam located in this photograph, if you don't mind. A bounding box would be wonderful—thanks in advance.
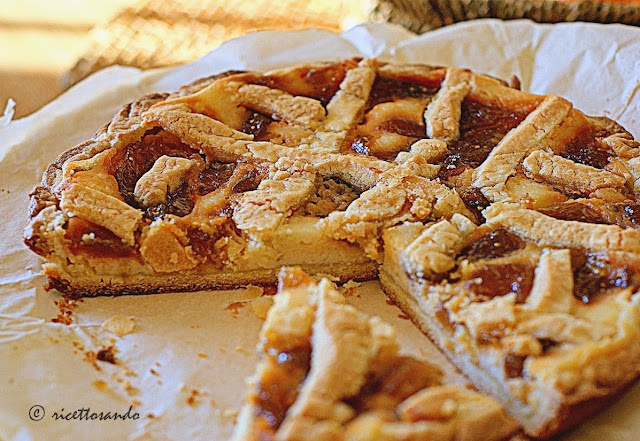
[447,99,528,168]
[466,263,535,303]
[194,162,236,196]
[539,201,609,225]
[143,161,266,220]
[241,111,273,140]
[437,154,467,181]
[434,301,455,333]
[563,130,611,169]
[460,188,491,222]
[460,228,526,262]
[112,130,199,208]
[347,356,441,412]
[231,163,268,193]
[367,76,439,110]
[186,226,224,259]
[378,118,426,138]
[609,202,640,229]
[144,183,194,220]
[254,345,311,431]
[504,354,526,378]
[250,60,355,107]
[65,217,135,258]
[572,252,631,303]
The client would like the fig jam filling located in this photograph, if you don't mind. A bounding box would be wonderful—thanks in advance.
[378,118,426,138]
[562,130,611,169]
[443,98,528,170]
[250,60,354,107]
[112,130,200,208]
[460,188,491,223]
[366,76,439,111]
[65,217,135,258]
[504,354,526,378]
[572,252,632,303]
[241,111,273,140]
[539,201,609,225]
[460,228,526,262]
[254,345,311,432]
[465,263,535,303]
[609,202,640,229]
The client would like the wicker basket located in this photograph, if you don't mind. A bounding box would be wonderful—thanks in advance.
[65,0,640,87]
[372,0,640,33]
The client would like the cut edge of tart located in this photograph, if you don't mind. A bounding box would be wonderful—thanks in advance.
[379,212,640,438]
[233,267,522,441]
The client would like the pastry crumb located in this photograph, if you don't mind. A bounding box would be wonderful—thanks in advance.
[52,297,77,325]
[225,301,248,317]
[93,380,108,391]
[245,285,264,298]
[314,272,340,282]
[197,352,209,358]
[251,296,274,319]
[123,380,139,396]
[343,280,361,290]
[150,368,159,376]
[96,346,117,364]
[102,315,135,336]
[186,389,201,406]
[340,280,361,297]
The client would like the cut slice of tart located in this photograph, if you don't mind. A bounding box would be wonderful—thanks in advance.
[380,210,640,438]
[24,57,640,301]
[233,267,521,441]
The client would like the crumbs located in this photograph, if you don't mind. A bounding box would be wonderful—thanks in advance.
[224,301,248,317]
[96,346,117,364]
[93,380,108,391]
[186,389,201,406]
[52,297,80,325]
[101,315,135,336]
[340,279,361,297]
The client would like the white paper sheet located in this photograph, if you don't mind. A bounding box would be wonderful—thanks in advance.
[1,20,639,441]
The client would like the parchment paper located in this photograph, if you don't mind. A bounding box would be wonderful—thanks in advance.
[1,20,639,441]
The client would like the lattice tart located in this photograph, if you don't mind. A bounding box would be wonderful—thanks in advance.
[24,58,640,437]
[233,267,521,441]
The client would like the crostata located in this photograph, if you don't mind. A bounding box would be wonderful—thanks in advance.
[24,58,640,438]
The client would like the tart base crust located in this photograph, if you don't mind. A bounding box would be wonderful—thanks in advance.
[44,261,378,298]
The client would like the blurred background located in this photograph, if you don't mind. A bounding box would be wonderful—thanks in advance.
[2,0,638,120]
[0,0,370,119]
[0,1,129,119]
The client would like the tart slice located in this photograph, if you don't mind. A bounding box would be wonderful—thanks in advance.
[233,267,521,441]
[380,210,640,438]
